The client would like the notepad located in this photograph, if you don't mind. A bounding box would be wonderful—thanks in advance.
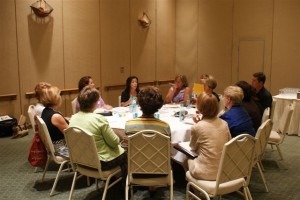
[173,141,197,158]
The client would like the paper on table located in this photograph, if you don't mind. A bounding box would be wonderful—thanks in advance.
[193,83,204,95]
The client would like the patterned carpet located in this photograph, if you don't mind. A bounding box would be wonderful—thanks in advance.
[0,131,300,200]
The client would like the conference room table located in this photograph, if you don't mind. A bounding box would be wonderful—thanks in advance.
[102,104,197,164]
[272,93,300,136]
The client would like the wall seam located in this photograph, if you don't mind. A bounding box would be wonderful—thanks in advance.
[155,0,157,84]
[231,0,235,84]
[99,0,102,93]
[62,1,66,96]
[129,0,132,75]
[14,0,22,114]
[269,0,275,90]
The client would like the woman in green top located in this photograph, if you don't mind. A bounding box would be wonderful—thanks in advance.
[69,86,127,182]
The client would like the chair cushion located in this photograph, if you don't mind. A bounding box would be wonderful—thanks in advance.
[268,130,281,143]
[186,171,245,196]
[129,173,172,186]
[77,165,121,179]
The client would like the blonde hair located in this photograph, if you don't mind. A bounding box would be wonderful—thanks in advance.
[224,86,244,105]
[40,86,62,107]
[204,75,217,90]
[34,82,51,101]
[196,92,219,119]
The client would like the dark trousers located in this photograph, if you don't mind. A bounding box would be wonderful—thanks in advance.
[100,153,128,185]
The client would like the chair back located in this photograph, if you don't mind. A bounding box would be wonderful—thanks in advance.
[216,134,256,187]
[261,107,270,124]
[36,116,56,157]
[118,96,121,107]
[270,98,277,119]
[277,103,293,134]
[71,98,77,114]
[64,127,105,178]
[127,130,171,177]
[255,119,272,163]
[28,105,36,128]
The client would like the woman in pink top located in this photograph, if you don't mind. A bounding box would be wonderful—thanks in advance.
[75,76,112,113]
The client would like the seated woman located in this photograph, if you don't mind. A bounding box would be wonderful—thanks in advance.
[75,76,112,113]
[125,86,171,136]
[188,92,231,180]
[69,86,127,182]
[203,75,220,102]
[40,86,69,157]
[219,86,256,137]
[236,81,262,131]
[34,82,52,116]
[121,76,140,107]
[165,75,190,105]
[192,75,220,104]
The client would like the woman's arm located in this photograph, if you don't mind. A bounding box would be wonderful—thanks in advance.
[121,99,131,107]
[189,126,198,151]
[165,86,176,103]
[51,114,69,134]
[102,123,120,148]
[121,91,131,107]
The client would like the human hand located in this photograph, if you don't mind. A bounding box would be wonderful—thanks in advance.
[193,114,201,123]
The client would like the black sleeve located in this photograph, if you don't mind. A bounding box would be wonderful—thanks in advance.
[121,90,129,103]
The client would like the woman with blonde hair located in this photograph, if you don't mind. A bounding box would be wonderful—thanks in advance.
[188,92,231,180]
[219,85,255,137]
[40,86,69,157]
[34,82,52,116]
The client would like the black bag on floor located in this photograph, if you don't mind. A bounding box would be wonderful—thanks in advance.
[0,116,18,137]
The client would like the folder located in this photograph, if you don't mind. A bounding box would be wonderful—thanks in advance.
[193,83,204,95]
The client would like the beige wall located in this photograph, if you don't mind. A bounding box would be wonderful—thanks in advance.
[1,0,300,119]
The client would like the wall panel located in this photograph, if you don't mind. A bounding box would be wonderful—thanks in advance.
[130,0,156,82]
[156,0,176,81]
[176,0,198,88]
[63,0,101,115]
[0,0,20,116]
[16,0,64,115]
[271,0,300,94]
[100,0,130,106]
[198,0,233,94]
[232,0,274,88]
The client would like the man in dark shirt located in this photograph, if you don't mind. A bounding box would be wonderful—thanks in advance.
[251,72,273,112]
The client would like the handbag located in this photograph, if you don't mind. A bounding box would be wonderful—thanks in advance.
[0,115,18,137]
[28,116,47,167]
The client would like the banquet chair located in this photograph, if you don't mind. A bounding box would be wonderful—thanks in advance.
[251,119,272,192]
[71,98,77,114]
[64,126,122,200]
[270,98,277,118]
[268,103,293,161]
[261,107,270,124]
[28,105,40,173]
[186,134,256,200]
[186,182,210,200]
[118,96,121,107]
[28,105,36,130]
[126,130,173,200]
[36,116,71,196]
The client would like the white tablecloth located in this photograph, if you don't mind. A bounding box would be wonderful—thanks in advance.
[105,105,197,164]
[272,94,300,136]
